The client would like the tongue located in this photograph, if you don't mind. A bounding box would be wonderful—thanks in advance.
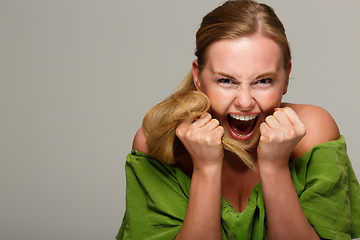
[228,117,256,136]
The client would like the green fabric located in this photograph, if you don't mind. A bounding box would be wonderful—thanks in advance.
[117,136,360,239]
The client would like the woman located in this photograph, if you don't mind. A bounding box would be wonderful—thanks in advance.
[117,0,360,239]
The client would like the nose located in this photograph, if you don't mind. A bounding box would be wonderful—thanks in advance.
[234,86,255,111]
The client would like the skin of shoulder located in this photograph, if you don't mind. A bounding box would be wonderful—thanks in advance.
[132,127,150,154]
[283,103,340,159]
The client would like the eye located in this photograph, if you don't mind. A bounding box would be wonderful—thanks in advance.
[256,78,273,85]
[217,78,236,86]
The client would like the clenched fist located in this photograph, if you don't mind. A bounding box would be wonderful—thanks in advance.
[258,107,306,169]
[176,113,225,171]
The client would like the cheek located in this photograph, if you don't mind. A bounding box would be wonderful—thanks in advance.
[208,94,225,112]
[204,90,233,115]
[258,91,283,112]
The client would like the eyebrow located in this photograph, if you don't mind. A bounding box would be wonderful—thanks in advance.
[214,71,236,80]
[214,71,278,80]
[256,72,278,79]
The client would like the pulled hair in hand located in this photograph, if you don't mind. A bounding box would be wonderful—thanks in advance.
[142,90,254,169]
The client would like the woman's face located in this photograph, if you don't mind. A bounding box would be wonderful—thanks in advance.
[193,34,290,150]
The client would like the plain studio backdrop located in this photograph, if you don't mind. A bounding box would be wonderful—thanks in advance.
[1,0,359,239]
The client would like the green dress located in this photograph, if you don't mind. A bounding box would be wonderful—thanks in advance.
[117,136,360,239]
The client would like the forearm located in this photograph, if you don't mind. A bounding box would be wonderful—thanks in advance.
[176,166,222,240]
[259,164,320,240]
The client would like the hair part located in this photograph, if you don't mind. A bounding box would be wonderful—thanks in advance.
[195,0,291,71]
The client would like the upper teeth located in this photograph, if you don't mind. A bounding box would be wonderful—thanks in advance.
[230,114,257,121]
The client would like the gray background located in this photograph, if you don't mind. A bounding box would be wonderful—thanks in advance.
[1,0,359,239]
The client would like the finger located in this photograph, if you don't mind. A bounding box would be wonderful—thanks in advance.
[192,112,212,128]
[201,118,221,132]
[208,125,225,144]
[176,114,217,140]
[264,115,281,129]
[259,122,272,139]
[177,117,193,130]
[214,125,224,136]
[275,107,306,136]
[176,115,199,138]
[272,109,293,128]
[276,107,304,128]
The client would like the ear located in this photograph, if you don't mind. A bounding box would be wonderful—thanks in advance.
[192,60,201,91]
[282,61,292,95]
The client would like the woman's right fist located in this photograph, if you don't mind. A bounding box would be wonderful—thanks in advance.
[176,113,225,170]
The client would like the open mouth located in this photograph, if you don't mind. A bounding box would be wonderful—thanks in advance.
[227,114,258,140]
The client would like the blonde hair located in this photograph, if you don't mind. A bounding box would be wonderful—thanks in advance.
[142,0,291,169]
[196,0,291,71]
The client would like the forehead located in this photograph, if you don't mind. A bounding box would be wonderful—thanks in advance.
[204,35,284,78]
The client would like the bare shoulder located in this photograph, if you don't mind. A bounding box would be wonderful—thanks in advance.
[132,127,150,154]
[283,103,340,159]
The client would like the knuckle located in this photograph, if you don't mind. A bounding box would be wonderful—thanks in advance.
[175,127,183,138]
[300,124,307,135]
[205,135,213,145]
[288,129,296,138]
[186,129,196,140]
[268,134,275,142]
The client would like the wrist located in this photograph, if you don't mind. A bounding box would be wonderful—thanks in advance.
[257,154,289,171]
[258,161,290,179]
[192,163,223,178]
